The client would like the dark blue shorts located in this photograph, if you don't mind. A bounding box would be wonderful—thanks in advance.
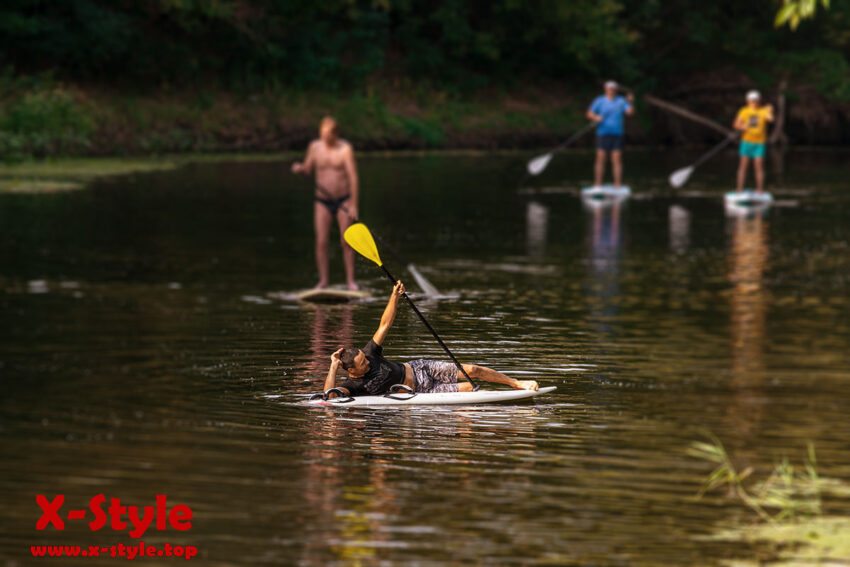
[596,135,624,152]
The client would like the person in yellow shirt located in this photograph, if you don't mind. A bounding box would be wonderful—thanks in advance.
[733,90,774,193]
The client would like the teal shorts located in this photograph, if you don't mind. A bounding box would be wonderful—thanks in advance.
[739,141,766,159]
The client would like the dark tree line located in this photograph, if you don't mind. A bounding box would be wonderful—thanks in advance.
[1,0,847,99]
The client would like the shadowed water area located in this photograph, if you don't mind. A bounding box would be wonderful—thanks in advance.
[1,149,849,565]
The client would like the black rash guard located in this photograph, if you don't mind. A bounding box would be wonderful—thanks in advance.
[339,340,406,396]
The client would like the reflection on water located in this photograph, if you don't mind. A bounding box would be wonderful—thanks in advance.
[587,200,622,264]
[726,212,769,449]
[1,151,849,565]
[669,204,690,255]
[306,304,354,384]
[585,201,623,331]
[525,200,549,258]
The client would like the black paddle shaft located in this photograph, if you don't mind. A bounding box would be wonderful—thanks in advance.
[555,121,597,152]
[694,134,739,168]
[378,265,479,390]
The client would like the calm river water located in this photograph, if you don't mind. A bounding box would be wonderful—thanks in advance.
[1,149,849,565]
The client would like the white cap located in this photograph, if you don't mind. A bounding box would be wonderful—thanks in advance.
[746,90,761,101]
[604,80,618,90]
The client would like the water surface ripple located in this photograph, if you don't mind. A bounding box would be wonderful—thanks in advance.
[1,150,849,565]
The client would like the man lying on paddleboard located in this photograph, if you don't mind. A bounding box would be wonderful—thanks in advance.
[323,281,539,397]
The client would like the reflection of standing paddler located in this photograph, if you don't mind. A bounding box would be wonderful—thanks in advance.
[586,81,634,189]
[726,213,769,444]
[668,205,690,255]
[292,117,360,291]
[298,413,392,564]
[306,304,354,384]
[733,91,774,194]
[525,201,549,259]
[585,201,623,333]
[590,200,622,266]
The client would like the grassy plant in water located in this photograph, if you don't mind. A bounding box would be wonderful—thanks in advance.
[689,436,822,523]
[690,437,850,564]
[688,434,767,521]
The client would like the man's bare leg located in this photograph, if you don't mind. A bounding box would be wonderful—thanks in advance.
[611,150,623,188]
[594,149,606,187]
[736,156,749,192]
[753,157,764,193]
[458,364,538,391]
[336,208,358,290]
[314,203,332,289]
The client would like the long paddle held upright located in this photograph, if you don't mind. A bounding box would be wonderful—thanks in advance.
[344,223,479,389]
[669,134,739,189]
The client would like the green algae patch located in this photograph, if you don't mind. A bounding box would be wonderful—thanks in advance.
[0,179,83,193]
[0,150,521,195]
[711,517,850,566]
[0,156,182,194]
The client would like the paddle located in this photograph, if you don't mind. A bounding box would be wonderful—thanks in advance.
[312,183,440,297]
[343,222,479,390]
[669,134,739,189]
[526,121,597,176]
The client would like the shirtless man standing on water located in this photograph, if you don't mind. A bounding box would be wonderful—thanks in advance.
[292,117,359,290]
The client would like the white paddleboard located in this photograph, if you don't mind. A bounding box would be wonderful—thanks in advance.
[582,185,631,201]
[293,288,372,304]
[725,190,773,209]
[306,386,556,407]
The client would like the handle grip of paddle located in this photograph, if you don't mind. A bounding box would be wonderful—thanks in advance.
[379,266,479,390]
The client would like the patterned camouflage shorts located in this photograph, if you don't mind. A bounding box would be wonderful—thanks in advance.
[407,359,459,393]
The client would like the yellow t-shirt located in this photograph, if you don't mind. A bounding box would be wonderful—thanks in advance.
[736,106,771,143]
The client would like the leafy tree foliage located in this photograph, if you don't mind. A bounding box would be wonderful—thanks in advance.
[0,0,846,98]
[775,0,830,30]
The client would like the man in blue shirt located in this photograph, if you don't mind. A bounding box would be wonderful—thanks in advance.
[586,81,634,188]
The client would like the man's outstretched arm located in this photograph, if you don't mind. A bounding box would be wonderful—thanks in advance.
[372,281,405,346]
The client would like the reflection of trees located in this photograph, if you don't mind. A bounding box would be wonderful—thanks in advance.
[726,213,769,448]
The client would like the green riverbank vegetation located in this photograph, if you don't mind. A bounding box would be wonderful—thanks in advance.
[1,1,849,160]
[0,75,590,160]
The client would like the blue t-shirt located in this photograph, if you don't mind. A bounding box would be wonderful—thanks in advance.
[589,95,631,136]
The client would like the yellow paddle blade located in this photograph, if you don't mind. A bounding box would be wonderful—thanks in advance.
[344,223,383,266]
